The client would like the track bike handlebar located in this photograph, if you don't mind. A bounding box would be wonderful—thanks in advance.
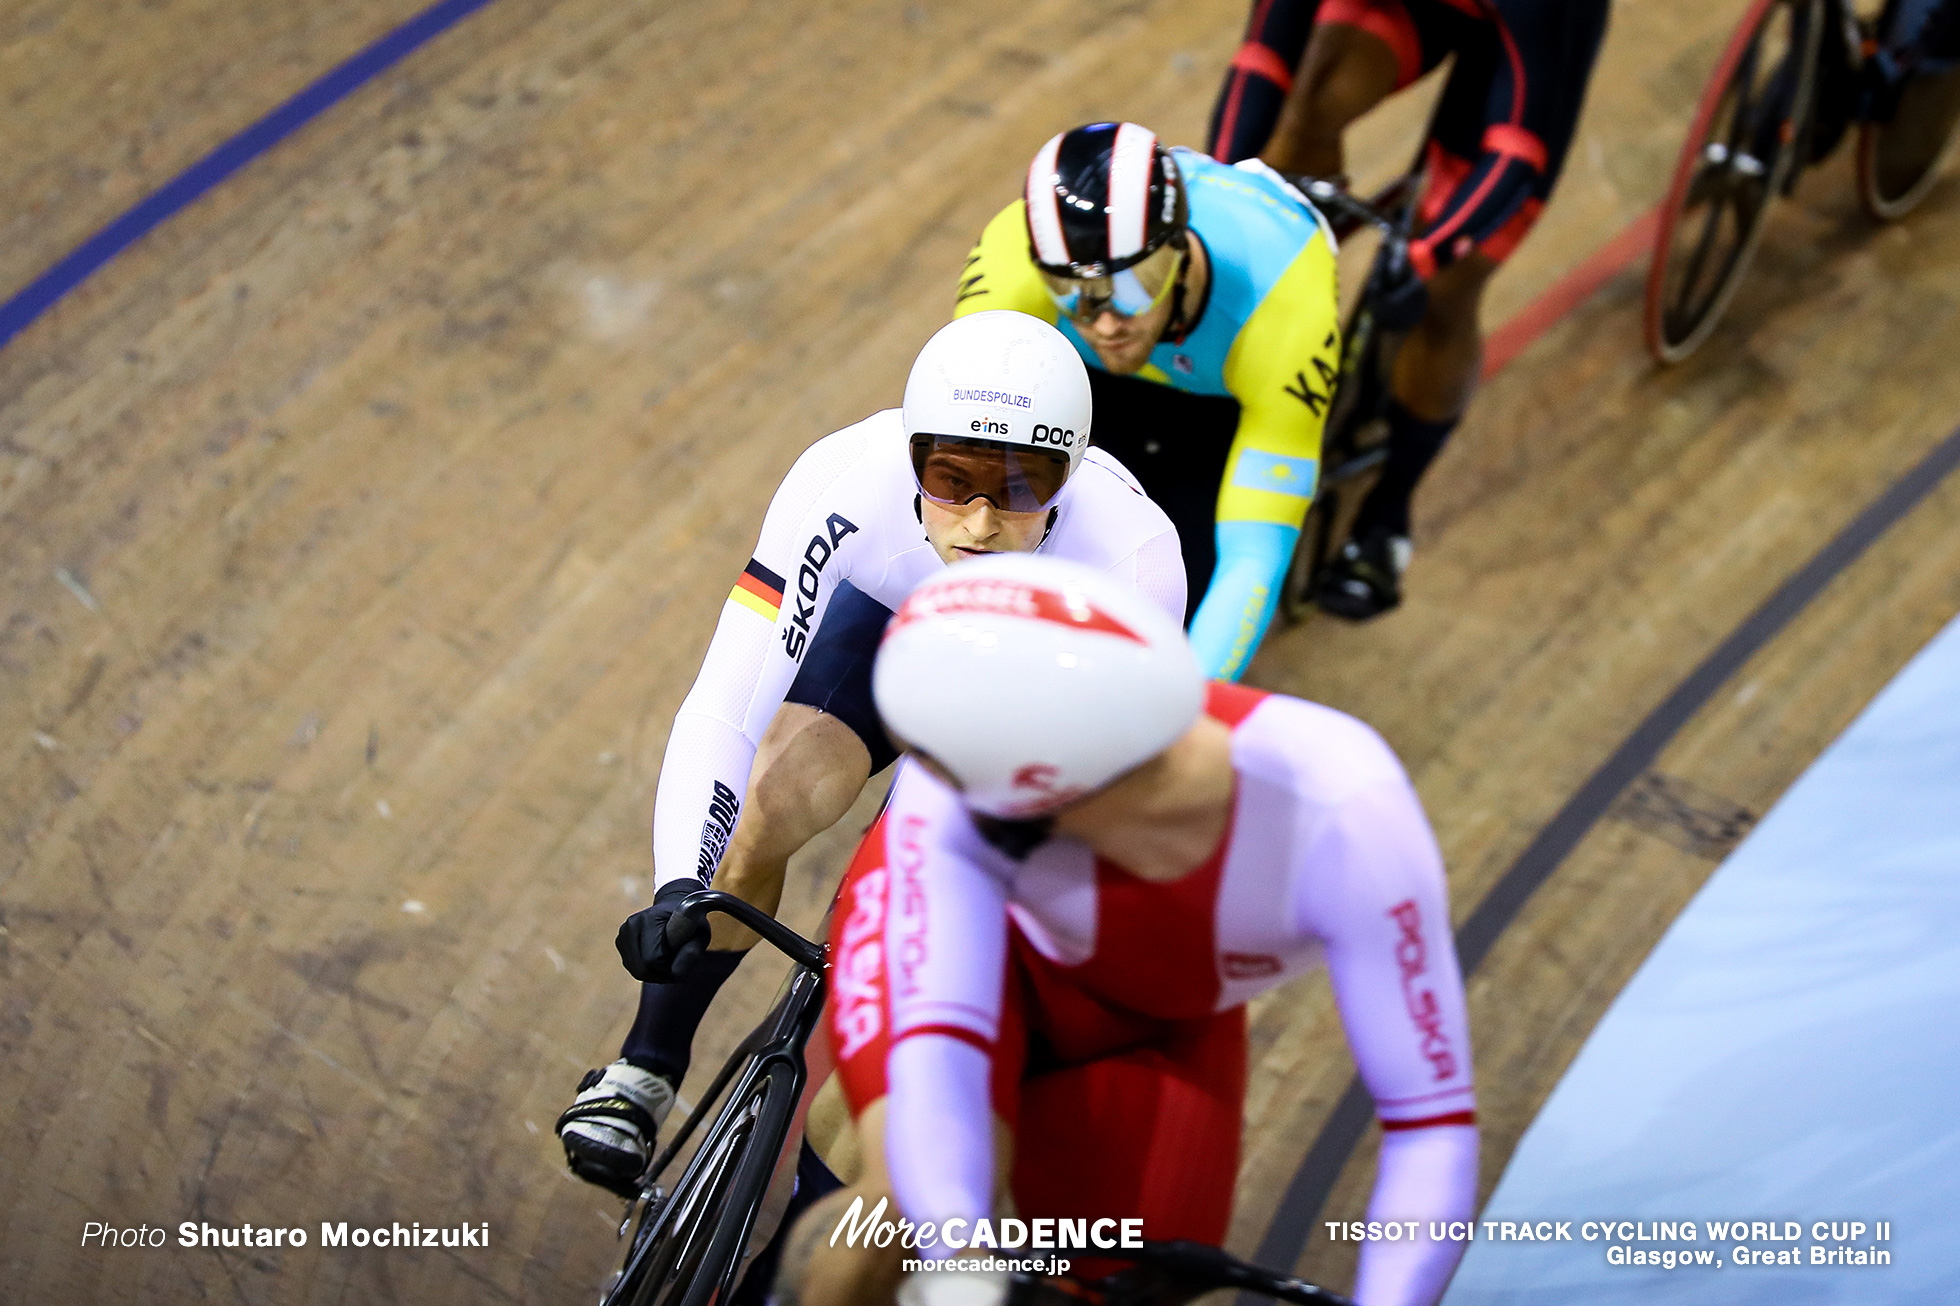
[1277,171,1422,293]
[1289,174,1400,236]
[663,888,827,973]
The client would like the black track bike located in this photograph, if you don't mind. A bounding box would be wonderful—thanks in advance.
[1272,172,1424,624]
[598,891,828,1306]
[1009,1238,1358,1306]
[1646,0,1960,362]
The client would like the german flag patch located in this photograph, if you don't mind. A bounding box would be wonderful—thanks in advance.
[729,558,785,622]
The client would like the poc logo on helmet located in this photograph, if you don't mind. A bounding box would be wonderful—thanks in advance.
[1031,424,1075,448]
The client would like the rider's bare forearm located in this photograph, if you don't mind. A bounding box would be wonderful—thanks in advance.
[708,705,872,950]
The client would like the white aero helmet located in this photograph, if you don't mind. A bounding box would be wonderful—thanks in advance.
[873,554,1204,818]
[902,310,1093,514]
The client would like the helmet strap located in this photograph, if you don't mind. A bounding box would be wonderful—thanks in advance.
[1038,506,1058,548]
[1162,233,1198,346]
[913,494,923,523]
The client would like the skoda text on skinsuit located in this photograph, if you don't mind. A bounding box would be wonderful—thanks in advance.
[782,513,860,662]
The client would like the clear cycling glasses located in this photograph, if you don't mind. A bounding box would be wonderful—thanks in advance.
[1039,241,1184,322]
[909,433,1071,514]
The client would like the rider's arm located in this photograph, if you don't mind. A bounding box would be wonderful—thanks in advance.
[878,764,1013,1256]
[1195,232,1340,679]
[1124,527,1190,625]
[648,431,867,890]
[1295,735,1477,1306]
[951,200,1062,322]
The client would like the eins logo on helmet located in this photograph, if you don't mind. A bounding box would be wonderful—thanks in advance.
[888,579,1144,644]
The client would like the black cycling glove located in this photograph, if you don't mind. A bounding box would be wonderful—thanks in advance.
[616,879,708,983]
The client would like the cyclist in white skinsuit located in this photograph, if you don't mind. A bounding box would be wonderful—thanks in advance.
[556,312,1186,1198]
[648,409,1185,888]
[790,555,1477,1306]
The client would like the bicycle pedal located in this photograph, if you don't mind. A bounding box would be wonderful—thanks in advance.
[616,1186,664,1239]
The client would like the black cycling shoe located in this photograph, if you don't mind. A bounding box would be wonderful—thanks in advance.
[555,1061,676,1199]
[1316,527,1411,621]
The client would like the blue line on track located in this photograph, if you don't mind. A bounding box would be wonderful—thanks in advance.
[0,0,501,355]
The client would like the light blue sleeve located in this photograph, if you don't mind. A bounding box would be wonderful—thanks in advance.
[1187,520,1298,682]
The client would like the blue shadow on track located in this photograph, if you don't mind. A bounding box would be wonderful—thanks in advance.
[1445,614,1960,1304]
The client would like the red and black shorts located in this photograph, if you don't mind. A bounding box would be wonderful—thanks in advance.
[1208,0,1610,274]
[827,816,1247,1251]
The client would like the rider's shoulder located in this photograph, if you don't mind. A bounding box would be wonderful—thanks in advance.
[1054,447,1178,541]
[1179,152,1332,256]
[1230,692,1410,804]
[967,198,1033,265]
[1079,445,1150,495]
[982,197,1027,232]
[773,409,909,510]
[790,408,903,469]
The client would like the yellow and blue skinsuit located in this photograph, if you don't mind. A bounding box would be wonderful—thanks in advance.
[954,149,1340,681]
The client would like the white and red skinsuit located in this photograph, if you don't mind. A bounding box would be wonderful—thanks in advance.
[831,683,1479,1306]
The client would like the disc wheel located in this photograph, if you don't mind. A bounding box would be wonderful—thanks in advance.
[604,1060,797,1306]
[1858,59,1960,217]
[1646,0,1825,363]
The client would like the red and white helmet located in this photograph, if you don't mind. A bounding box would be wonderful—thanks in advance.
[873,555,1204,817]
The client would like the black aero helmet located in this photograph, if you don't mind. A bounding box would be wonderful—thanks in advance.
[1024,122,1188,278]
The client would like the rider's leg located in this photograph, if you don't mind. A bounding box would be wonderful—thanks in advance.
[1322,251,1497,618]
[785,1004,1247,1297]
[1357,251,1499,536]
[1388,249,1496,426]
[779,1099,1018,1306]
[561,705,873,1191]
[614,578,894,1091]
[707,706,872,949]
[1257,11,1411,177]
[563,580,894,1193]
[617,704,873,1081]
[1209,0,1317,163]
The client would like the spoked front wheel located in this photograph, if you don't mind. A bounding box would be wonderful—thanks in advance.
[605,1059,799,1306]
[1646,0,1826,363]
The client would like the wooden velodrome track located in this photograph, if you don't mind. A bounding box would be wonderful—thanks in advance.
[4,0,1958,1301]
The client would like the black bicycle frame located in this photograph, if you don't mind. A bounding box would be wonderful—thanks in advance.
[618,891,827,1240]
